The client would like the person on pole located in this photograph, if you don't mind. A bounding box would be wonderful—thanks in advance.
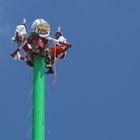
[29,18,55,74]
[39,26,72,75]
[49,27,72,62]
[25,18,53,73]
[40,26,72,62]
[10,18,31,60]
[28,18,50,56]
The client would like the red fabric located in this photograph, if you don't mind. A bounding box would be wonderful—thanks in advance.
[59,41,72,47]
[23,35,48,53]
[23,45,31,52]
[28,35,48,46]
[50,46,66,59]
[23,35,28,42]
[11,35,49,58]
[10,48,20,57]
[20,56,26,61]
[22,35,31,52]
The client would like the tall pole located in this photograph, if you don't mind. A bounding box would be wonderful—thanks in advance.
[33,57,46,140]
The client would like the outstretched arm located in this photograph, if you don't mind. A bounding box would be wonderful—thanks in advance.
[39,34,58,43]
[39,34,72,47]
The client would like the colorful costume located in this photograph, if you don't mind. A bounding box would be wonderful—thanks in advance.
[11,19,31,60]
[10,19,72,74]
[50,36,68,59]
[25,19,52,69]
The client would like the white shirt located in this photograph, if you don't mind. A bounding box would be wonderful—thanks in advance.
[39,35,67,47]
[16,25,27,37]
[56,36,67,46]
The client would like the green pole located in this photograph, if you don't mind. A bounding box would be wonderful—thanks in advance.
[33,57,46,140]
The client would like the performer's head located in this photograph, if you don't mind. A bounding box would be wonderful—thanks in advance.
[55,31,62,39]
[55,26,62,39]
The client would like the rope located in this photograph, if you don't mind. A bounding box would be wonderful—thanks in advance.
[27,106,33,118]
[52,49,65,85]
[28,87,33,99]
[27,126,32,138]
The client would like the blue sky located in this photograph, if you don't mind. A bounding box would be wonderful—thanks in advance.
[1,0,140,139]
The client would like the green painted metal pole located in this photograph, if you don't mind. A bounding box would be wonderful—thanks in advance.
[33,57,46,140]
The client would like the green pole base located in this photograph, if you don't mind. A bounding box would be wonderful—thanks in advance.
[32,57,46,140]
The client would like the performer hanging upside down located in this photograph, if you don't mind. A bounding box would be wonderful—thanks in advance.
[11,18,31,60]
